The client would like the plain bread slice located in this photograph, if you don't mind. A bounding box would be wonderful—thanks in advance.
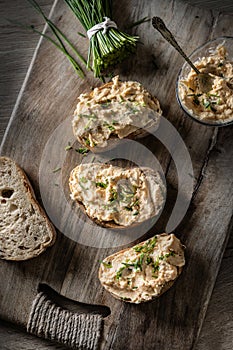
[0,156,56,261]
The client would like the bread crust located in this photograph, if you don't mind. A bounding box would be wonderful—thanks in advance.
[0,156,56,261]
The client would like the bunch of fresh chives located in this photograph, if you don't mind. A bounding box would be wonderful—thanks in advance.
[64,0,139,78]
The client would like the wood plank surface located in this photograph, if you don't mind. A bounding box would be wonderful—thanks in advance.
[0,0,233,349]
[184,0,233,12]
[0,0,54,142]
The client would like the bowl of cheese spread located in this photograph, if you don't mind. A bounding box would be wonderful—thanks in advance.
[176,37,233,126]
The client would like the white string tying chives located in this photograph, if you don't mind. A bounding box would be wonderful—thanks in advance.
[87,17,118,39]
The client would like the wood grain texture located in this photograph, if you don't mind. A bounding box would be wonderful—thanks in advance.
[0,0,53,141]
[0,319,67,350]
[184,0,233,12]
[0,0,233,349]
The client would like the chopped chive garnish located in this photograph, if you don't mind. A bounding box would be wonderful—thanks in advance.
[203,101,211,109]
[133,199,139,206]
[120,297,132,301]
[134,246,144,252]
[126,103,139,114]
[101,261,112,268]
[116,266,125,280]
[114,239,177,283]
[164,251,176,258]
[101,102,111,109]
[53,167,61,173]
[80,177,88,183]
[109,188,118,202]
[193,95,200,105]
[133,236,157,254]
[96,180,108,189]
[79,113,97,120]
[76,147,89,154]
[208,94,220,98]
[65,144,73,151]
[103,122,115,131]
[125,206,133,211]
[146,256,152,265]
[152,261,160,272]
[77,31,86,38]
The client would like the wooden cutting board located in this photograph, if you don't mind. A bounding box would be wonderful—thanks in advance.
[1,1,233,349]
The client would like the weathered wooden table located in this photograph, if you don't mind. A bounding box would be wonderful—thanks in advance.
[1,1,233,349]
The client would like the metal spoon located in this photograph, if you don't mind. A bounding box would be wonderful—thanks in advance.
[152,16,213,93]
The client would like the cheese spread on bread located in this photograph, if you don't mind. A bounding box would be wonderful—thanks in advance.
[99,234,185,303]
[72,76,162,148]
[69,163,165,227]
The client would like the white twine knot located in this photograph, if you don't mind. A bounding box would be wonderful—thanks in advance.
[87,17,118,39]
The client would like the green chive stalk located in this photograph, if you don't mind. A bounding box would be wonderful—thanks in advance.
[64,0,139,78]
[14,0,87,77]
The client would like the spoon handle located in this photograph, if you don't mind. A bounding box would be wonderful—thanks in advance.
[152,17,200,75]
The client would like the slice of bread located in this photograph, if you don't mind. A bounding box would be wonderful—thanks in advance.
[69,163,166,228]
[72,76,162,152]
[0,157,56,261]
[99,233,185,303]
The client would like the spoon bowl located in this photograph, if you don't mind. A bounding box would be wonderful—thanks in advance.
[152,17,214,93]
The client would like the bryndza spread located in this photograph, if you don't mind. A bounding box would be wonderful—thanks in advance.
[99,233,185,303]
[69,163,165,227]
[178,44,233,123]
[72,76,162,148]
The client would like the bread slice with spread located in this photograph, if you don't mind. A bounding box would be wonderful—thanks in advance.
[0,157,56,261]
[99,233,185,303]
[69,163,166,228]
[72,76,162,151]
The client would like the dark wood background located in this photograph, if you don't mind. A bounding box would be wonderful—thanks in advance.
[0,1,233,349]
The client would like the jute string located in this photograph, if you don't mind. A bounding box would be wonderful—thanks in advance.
[27,292,103,350]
